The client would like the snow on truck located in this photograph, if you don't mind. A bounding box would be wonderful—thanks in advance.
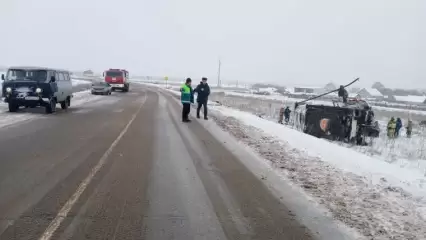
[103,69,130,92]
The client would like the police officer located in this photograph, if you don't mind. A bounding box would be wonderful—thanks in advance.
[194,77,211,120]
[180,78,194,122]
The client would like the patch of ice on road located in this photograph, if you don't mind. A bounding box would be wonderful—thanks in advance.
[71,90,120,107]
[209,106,426,240]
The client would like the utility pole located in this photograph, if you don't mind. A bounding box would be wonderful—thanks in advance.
[217,58,221,87]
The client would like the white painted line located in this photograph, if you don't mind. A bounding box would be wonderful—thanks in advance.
[38,92,148,240]
[113,108,124,113]
[73,109,93,114]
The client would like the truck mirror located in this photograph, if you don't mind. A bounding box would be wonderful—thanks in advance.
[50,76,56,82]
[1,74,4,81]
[102,72,105,77]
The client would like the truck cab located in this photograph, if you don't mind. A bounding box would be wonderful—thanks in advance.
[103,69,129,92]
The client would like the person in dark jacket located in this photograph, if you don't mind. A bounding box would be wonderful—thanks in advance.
[180,78,194,122]
[284,106,291,123]
[338,85,349,103]
[406,119,413,137]
[194,77,210,120]
[395,117,402,137]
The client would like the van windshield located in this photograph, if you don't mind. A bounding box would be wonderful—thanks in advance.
[6,69,48,82]
[106,71,123,77]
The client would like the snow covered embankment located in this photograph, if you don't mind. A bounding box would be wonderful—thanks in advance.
[142,83,426,239]
[209,106,426,240]
[210,92,426,176]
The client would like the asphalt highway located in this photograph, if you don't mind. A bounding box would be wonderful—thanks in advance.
[0,85,313,240]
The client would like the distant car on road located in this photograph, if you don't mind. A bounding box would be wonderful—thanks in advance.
[1,66,73,113]
[91,82,112,95]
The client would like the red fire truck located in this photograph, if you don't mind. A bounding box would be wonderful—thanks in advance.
[103,69,130,92]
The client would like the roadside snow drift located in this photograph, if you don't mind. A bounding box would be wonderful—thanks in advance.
[209,106,426,240]
[140,83,426,240]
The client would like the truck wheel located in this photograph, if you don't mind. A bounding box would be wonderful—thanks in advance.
[46,98,56,114]
[8,101,18,112]
[61,97,70,109]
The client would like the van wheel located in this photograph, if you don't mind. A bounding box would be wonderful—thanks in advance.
[46,98,56,114]
[8,101,18,112]
[61,97,70,109]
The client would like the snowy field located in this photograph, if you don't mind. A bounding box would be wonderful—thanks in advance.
[130,79,249,93]
[216,91,426,120]
[144,83,426,240]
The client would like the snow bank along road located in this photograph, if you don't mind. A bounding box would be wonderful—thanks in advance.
[0,84,330,240]
[140,83,426,240]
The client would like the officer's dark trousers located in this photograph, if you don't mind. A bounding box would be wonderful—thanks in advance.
[197,100,208,117]
[182,103,191,121]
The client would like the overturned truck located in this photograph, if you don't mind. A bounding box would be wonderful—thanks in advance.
[293,78,380,145]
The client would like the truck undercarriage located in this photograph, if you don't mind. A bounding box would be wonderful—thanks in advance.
[294,78,380,145]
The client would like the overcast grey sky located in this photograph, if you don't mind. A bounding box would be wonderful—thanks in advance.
[0,0,425,88]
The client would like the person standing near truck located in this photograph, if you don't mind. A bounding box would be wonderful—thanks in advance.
[338,85,349,103]
[387,117,397,138]
[194,77,210,120]
[181,78,194,122]
[406,119,413,138]
[284,106,291,124]
[395,118,402,137]
[278,107,284,124]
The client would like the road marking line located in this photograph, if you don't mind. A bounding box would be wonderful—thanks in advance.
[112,108,124,113]
[38,92,148,240]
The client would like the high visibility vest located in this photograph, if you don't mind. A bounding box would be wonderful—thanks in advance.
[181,84,192,103]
